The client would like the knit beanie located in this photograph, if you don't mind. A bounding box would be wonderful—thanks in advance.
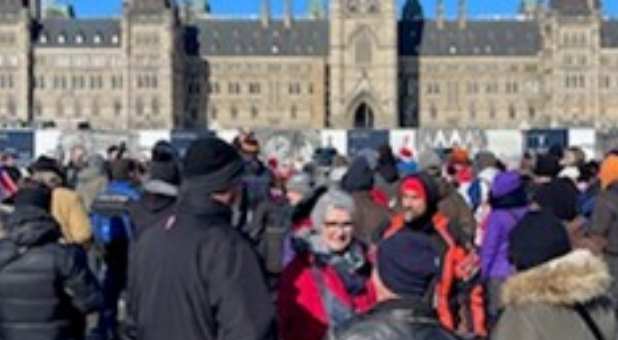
[30,156,65,183]
[378,229,441,297]
[182,138,244,194]
[491,171,523,198]
[509,210,572,271]
[14,184,52,212]
[599,155,618,189]
[417,150,442,171]
[450,147,470,165]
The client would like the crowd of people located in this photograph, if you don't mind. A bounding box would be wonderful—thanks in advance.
[0,131,616,340]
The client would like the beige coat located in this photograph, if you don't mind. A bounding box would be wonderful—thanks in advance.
[493,250,616,340]
[51,188,92,246]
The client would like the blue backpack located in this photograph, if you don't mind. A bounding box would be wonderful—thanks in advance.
[90,183,139,245]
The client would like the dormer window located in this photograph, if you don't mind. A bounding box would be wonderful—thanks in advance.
[57,33,66,44]
[93,33,102,44]
[111,34,119,45]
[75,33,84,44]
[39,34,48,44]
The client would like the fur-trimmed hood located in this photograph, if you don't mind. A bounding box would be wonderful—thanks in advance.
[502,249,612,307]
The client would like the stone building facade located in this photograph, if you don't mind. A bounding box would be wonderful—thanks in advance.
[0,0,617,130]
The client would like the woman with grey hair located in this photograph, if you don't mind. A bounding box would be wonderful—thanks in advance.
[278,189,376,340]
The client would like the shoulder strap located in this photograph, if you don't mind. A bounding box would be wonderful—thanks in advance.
[433,214,455,248]
[574,303,606,340]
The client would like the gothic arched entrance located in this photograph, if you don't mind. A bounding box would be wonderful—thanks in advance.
[354,103,374,128]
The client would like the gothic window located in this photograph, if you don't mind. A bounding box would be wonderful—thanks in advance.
[249,82,261,95]
[291,105,298,120]
[210,106,218,120]
[251,106,259,119]
[231,106,238,119]
[509,104,517,120]
[229,83,241,95]
[34,100,42,117]
[136,98,144,116]
[114,100,122,116]
[469,102,477,120]
[7,97,16,117]
[152,97,160,116]
[528,106,536,120]
[355,32,372,65]
[289,83,301,95]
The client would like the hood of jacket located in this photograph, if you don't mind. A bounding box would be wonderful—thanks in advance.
[502,249,611,307]
[5,206,61,247]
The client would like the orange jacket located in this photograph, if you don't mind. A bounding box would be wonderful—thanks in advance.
[384,213,480,333]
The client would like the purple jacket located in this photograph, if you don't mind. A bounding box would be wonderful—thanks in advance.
[481,208,528,280]
[481,171,529,280]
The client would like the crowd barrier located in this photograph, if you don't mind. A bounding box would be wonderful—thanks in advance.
[0,128,604,166]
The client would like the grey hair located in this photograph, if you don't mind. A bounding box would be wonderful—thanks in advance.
[311,189,356,230]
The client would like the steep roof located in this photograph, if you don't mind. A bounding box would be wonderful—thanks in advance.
[34,18,122,48]
[0,0,26,15]
[602,20,618,48]
[549,0,599,16]
[399,20,541,57]
[191,18,329,57]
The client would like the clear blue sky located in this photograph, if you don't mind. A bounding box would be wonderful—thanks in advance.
[68,0,618,18]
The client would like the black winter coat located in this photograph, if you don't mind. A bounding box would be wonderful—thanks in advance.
[125,196,276,340]
[0,206,102,340]
[326,298,459,340]
[129,193,177,240]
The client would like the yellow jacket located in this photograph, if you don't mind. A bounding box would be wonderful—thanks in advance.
[51,188,93,246]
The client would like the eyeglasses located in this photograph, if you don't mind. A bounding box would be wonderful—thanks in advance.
[323,221,354,230]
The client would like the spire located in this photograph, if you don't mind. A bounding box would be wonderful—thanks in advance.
[458,0,467,29]
[402,0,423,21]
[284,0,292,28]
[308,0,324,19]
[261,0,270,28]
[436,0,445,28]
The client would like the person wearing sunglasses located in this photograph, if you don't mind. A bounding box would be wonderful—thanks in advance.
[278,189,376,340]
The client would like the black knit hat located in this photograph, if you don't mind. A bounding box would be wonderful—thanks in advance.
[509,210,572,271]
[14,184,52,212]
[182,138,244,193]
[30,156,65,181]
[149,141,181,185]
[378,229,441,297]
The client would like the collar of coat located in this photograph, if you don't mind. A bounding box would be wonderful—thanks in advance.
[502,249,611,307]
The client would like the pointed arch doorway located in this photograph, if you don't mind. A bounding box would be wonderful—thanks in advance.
[354,102,374,128]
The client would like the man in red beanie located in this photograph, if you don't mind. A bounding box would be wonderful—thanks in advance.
[384,174,487,338]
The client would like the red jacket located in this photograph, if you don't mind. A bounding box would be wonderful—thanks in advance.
[277,253,376,340]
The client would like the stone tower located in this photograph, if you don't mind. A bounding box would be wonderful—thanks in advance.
[329,0,398,128]
[0,0,31,124]
[123,0,182,129]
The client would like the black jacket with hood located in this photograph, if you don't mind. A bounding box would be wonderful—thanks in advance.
[0,206,102,340]
[125,187,276,340]
[326,298,459,340]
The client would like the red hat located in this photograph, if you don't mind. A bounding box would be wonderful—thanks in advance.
[399,147,414,160]
[400,177,427,202]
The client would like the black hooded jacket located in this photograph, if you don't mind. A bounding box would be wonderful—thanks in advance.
[326,298,458,340]
[0,206,102,340]
[125,186,276,340]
